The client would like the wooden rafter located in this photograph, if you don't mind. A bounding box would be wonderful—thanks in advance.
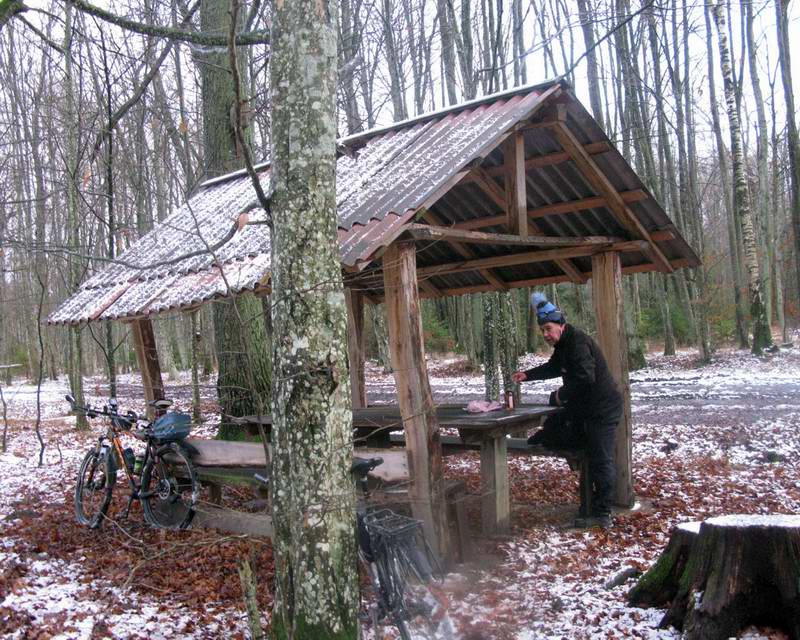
[469,165,586,283]
[453,189,649,231]
[415,258,693,299]
[419,209,508,291]
[469,142,611,178]
[547,120,674,273]
[406,224,623,248]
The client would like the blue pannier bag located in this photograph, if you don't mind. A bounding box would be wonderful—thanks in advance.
[152,412,191,442]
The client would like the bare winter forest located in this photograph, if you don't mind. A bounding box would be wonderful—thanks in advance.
[2,0,800,638]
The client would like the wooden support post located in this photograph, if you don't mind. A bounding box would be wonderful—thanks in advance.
[130,318,165,420]
[480,435,510,534]
[503,132,528,236]
[382,241,450,557]
[345,288,367,409]
[591,252,634,507]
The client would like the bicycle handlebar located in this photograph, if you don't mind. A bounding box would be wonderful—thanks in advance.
[65,394,141,430]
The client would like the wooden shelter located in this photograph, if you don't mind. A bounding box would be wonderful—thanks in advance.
[49,78,700,536]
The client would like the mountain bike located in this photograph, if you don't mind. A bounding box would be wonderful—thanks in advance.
[67,394,199,530]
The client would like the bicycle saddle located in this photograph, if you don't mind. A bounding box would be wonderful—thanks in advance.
[149,399,173,410]
[350,456,383,478]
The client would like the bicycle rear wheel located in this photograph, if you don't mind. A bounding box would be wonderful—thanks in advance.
[140,442,198,529]
[74,447,115,528]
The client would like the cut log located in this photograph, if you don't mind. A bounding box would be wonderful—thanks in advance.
[632,515,800,639]
[628,521,700,607]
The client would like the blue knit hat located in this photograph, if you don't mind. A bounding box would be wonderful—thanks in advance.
[531,292,565,326]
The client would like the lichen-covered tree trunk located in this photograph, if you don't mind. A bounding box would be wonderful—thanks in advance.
[269,0,358,636]
[199,0,272,433]
[497,292,519,403]
[483,293,500,401]
[713,5,773,354]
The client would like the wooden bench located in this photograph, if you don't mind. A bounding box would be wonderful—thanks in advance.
[182,439,471,555]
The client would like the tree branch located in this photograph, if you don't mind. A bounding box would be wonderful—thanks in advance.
[67,0,269,46]
[0,0,26,33]
[228,0,272,228]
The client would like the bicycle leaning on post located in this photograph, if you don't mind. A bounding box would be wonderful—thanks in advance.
[67,394,199,530]
[256,457,453,639]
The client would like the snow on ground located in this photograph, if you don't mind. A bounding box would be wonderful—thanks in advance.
[2,344,800,638]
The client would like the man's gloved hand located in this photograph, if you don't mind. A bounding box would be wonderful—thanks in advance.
[511,371,527,384]
[548,390,561,406]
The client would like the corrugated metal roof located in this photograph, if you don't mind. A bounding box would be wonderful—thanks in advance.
[49,78,699,325]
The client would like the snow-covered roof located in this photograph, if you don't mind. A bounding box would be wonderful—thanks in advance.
[49,78,699,326]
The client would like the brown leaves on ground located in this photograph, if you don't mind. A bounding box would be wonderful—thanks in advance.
[2,486,275,626]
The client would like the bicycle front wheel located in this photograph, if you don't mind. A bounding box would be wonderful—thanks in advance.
[140,442,198,529]
[74,447,115,528]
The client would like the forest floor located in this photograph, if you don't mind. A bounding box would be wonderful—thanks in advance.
[2,341,800,639]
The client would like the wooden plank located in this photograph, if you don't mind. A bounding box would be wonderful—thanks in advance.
[345,288,367,408]
[130,318,164,420]
[418,258,692,298]
[413,240,648,280]
[549,121,673,273]
[184,438,268,467]
[382,241,450,556]
[193,505,273,537]
[476,142,611,176]
[470,166,508,210]
[406,224,622,248]
[452,189,649,231]
[419,210,508,290]
[503,132,528,235]
[591,251,634,508]
[480,435,509,534]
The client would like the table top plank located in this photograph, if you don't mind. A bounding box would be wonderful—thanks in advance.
[234,403,560,433]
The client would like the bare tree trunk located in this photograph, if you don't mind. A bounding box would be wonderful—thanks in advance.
[269,0,358,634]
[63,3,88,429]
[744,0,772,326]
[713,4,773,354]
[774,0,800,310]
[576,0,603,123]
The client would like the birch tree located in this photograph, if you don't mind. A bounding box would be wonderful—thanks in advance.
[713,4,772,353]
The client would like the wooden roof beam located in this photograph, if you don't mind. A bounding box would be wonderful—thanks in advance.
[414,240,648,280]
[406,224,623,248]
[546,120,674,273]
[422,258,693,299]
[467,142,611,179]
[419,209,508,290]
[469,166,587,283]
[503,133,528,235]
[453,189,649,231]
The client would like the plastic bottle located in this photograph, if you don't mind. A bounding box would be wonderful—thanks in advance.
[122,447,135,474]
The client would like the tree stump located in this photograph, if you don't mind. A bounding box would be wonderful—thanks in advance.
[630,515,800,639]
[628,521,700,607]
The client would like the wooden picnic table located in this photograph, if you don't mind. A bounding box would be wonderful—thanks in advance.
[234,403,562,534]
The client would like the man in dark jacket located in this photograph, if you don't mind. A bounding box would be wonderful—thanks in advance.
[512,293,623,529]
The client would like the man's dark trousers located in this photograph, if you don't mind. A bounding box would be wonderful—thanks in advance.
[585,413,621,517]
